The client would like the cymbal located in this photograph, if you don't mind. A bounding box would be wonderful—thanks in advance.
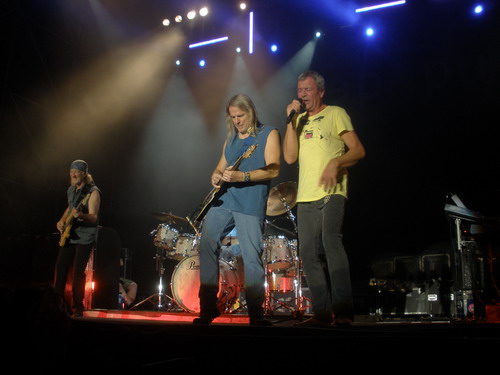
[152,212,189,224]
[266,181,297,216]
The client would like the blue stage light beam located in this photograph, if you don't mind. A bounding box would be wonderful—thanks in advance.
[355,1,406,13]
[189,36,229,49]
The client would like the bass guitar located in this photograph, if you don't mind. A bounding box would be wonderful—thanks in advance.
[59,191,92,247]
[187,143,258,228]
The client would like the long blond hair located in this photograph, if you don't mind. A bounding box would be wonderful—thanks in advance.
[225,94,261,141]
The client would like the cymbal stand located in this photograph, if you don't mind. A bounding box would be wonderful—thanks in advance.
[279,194,298,234]
[130,246,177,311]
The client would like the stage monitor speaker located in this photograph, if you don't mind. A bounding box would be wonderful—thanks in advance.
[92,227,121,309]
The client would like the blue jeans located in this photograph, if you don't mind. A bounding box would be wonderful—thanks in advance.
[199,206,265,318]
[298,195,353,322]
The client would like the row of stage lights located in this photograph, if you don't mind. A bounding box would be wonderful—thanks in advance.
[165,1,490,68]
[162,3,250,27]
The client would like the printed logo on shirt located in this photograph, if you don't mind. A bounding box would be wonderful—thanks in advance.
[304,130,314,139]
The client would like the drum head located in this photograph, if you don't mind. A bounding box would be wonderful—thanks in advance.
[171,256,241,313]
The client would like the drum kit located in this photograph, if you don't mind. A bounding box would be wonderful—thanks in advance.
[132,181,310,317]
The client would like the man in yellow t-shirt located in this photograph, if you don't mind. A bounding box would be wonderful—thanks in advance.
[283,71,366,327]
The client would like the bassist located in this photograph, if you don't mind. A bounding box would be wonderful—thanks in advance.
[54,160,101,317]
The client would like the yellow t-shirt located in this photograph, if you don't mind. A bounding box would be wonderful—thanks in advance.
[296,105,354,202]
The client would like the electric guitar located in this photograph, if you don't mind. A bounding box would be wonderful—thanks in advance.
[59,191,92,247]
[187,144,258,227]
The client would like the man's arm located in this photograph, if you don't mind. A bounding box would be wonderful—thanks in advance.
[222,129,281,182]
[282,100,302,164]
[73,189,101,224]
[56,207,70,233]
[319,130,366,192]
[211,141,228,188]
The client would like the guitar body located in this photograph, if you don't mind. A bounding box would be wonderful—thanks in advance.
[188,187,221,225]
[58,191,92,247]
[188,144,257,227]
[59,223,72,247]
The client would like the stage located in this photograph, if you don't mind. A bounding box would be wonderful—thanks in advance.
[67,310,500,371]
[5,288,500,374]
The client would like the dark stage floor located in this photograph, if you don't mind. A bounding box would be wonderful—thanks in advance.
[6,303,500,374]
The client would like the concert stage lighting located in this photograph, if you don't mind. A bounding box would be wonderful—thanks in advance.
[366,27,375,36]
[162,19,170,27]
[187,10,196,20]
[199,59,206,67]
[175,15,182,23]
[249,11,254,54]
[240,2,247,10]
[175,60,181,66]
[355,0,406,13]
[474,4,484,14]
[270,44,278,53]
[188,36,229,49]
[315,31,322,38]
[236,47,241,53]
[199,7,209,17]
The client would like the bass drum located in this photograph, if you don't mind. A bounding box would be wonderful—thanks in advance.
[171,255,243,313]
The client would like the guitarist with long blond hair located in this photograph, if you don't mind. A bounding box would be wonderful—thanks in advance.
[54,160,101,317]
[193,94,281,326]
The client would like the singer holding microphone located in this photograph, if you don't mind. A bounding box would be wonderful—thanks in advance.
[283,71,365,327]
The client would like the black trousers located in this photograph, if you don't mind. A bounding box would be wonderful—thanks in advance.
[53,243,94,312]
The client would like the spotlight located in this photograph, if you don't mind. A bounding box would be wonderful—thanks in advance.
[315,31,322,38]
[175,15,183,23]
[199,7,209,17]
[236,47,241,53]
[366,27,375,36]
[162,19,170,26]
[240,2,247,10]
[187,10,196,20]
[199,59,206,67]
[175,60,181,66]
[270,44,278,53]
[474,4,484,14]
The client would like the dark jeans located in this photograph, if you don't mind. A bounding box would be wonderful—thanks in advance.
[298,195,353,322]
[53,243,94,312]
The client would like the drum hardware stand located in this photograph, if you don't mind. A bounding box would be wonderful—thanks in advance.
[279,195,298,234]
[264,257,310,317]
[263,182,312,318]
[130,246,178,311]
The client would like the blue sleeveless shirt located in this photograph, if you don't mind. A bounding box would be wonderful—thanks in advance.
[216,124,275,220]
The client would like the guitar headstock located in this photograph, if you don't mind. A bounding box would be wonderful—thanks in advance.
[243,144,258,158]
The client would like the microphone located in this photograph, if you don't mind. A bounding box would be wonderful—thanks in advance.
[286,99,303,123]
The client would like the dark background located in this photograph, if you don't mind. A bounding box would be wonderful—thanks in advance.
[1,0,499,305]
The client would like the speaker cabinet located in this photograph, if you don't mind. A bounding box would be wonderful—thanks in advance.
[92,227,121,309]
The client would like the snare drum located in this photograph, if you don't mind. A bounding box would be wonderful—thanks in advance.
[153,224,178,250]
[170,255,242,313]
[263,235,293,273]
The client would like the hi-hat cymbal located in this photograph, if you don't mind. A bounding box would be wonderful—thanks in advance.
[266,181,297,216]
